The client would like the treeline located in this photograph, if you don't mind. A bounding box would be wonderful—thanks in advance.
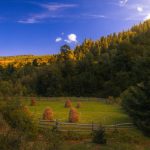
[0,55,57,68]
[0,20,150,97]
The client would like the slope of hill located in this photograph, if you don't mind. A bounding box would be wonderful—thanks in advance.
[1,20,150,67]
[0,55,57,68]
[0,20,150,97]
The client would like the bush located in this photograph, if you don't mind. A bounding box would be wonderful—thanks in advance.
[115,97,122,104]
[64,131,85,140]
[43,107,54,120]
[41,128,64,150]
[69,108,79,123]
[1,99,37,137]
[121,84,150,136]
[65,100,72,108]
[92,126,107,144]
[0,113,10,132]
[0,131,21,150]
[0,81,13,97]
[30,97,36,106]
[76,102,81,108]
[22,105,31,116]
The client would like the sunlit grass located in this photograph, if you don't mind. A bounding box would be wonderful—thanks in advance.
[23,97,130,124]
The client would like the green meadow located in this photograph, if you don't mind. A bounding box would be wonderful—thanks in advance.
[22,97,150,150]
[23,97,130,124]
[1,97,150,150]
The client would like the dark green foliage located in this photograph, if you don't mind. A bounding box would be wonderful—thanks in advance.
[1,99,37,136]
[64,131,86,140]
[121,80,150,136]
[41,127,64,150]
[0,131,21,150]
[0,80,27,97]
[60,44,71,54]
[32,59,38,66]
[35,65,63,96]
[0,81,13,96]
[92,126,107,144]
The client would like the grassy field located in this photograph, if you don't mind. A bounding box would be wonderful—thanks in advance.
[23,97,130,125]
[1,97,150,150]
[22,97,150,150]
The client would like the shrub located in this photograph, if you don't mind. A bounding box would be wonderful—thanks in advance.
[0,131,21,150]
[115,97,122,104]
[64,131,85,140]
[0,113,9,132]
[121,84,150,137]
[64,100,72,108]
[76,102,81,108]
[22,106,32,117]
[43,107,54,120]
[41,128,64,150]
[30,97,36,106]
[69,108,79,123]
[1,99,37,137]
[92,126,107,144]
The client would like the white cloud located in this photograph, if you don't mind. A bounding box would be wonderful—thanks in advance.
[108,0,128,7]
[114,0,150,21]
[18,13,50,24]
[55,37,62,42]
[18,13,64,24]
[119,0,128,6]
[40,3,77,11]
[84,14,106,19]
[18,3,77,24]
[137,6,143,12]
[18,18,38,24]
[144,14,150,21]
[65,33,77,43]
[68,34,77,42]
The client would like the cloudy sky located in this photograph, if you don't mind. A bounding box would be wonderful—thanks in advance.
[0,0,150,56]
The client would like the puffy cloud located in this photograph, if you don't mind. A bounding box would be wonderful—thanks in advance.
[68,34,77,42]
[55,33,77,44]
[137,6,143,12]
[65,33,77,43]
[55,37,62,42]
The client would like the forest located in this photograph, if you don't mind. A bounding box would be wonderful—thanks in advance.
[0,20,150,98]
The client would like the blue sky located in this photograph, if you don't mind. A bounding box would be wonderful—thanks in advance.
[0,0,150,56]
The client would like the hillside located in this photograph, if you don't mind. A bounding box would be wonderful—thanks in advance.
[0,55,57,68]
[1,20,150,67]
[0,20,150,97]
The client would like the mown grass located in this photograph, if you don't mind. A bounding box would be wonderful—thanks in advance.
[22,97,130,124]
